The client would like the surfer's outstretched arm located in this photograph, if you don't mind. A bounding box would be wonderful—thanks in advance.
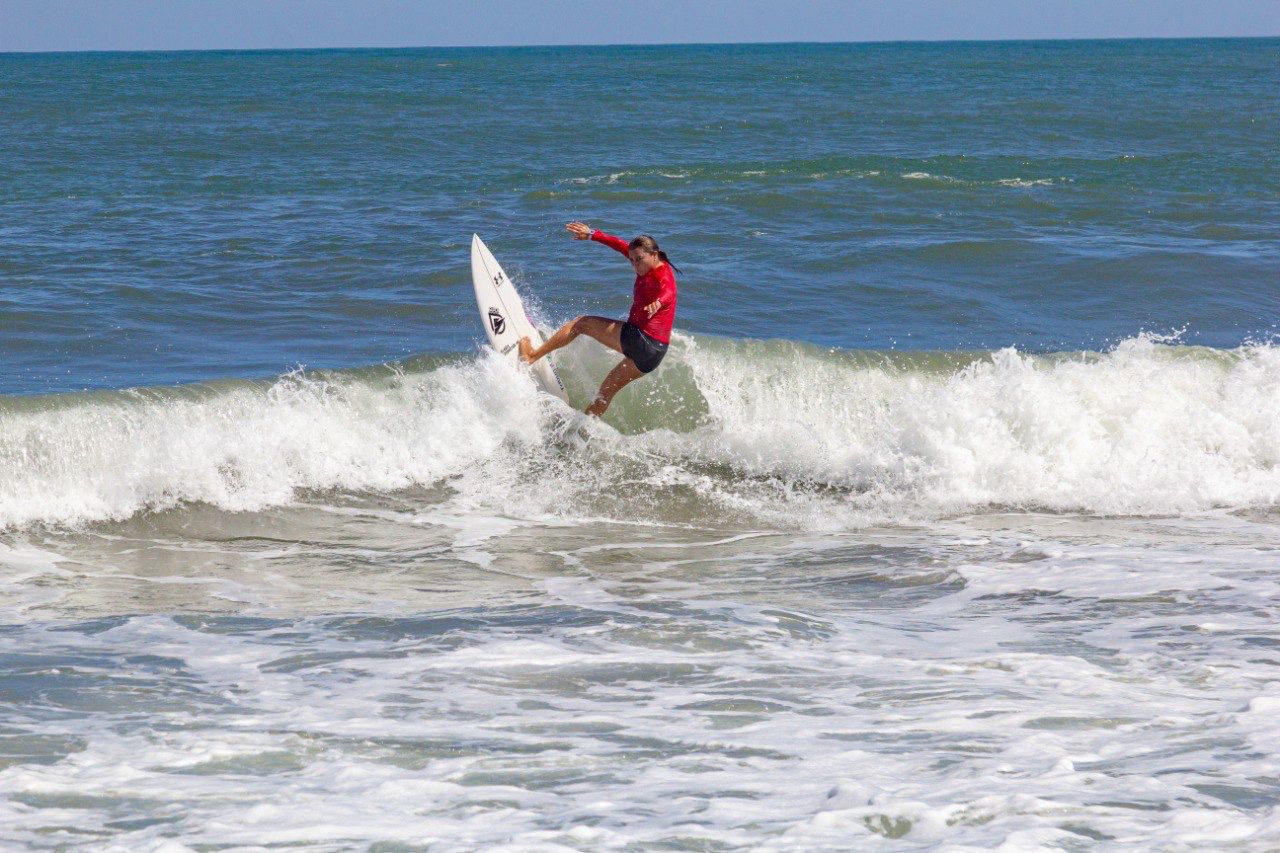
[567,222,630,257]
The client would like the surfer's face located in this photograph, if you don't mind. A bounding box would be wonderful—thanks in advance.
[628,249,660,274]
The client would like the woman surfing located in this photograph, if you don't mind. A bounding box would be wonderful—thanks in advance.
[519,222,678,417]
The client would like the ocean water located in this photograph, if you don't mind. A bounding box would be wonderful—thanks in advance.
[2,39,1280,848]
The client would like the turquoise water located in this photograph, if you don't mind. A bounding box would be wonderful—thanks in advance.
[3,40,1280,849]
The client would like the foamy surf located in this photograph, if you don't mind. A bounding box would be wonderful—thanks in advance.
[2,333,1278,530]
[3,514,1279,849]
[6,37,1280,851]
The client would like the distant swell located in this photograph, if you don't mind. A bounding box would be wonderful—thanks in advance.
[2,334,1280,529]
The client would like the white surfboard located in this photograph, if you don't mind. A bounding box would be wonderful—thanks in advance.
[470,234,568,401]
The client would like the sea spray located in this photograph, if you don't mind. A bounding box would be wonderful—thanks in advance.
[0,352,550,528]
[3,334,1279,530]
[5,40,1280,850]
[676,333,1280,518]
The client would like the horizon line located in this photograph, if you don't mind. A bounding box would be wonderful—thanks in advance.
[3,33,1278,57]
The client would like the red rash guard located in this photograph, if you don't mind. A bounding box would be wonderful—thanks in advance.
[591,230,677,344]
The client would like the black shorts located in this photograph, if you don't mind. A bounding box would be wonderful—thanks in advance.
[620,322,669,374]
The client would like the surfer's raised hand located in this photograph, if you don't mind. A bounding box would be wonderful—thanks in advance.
[566,222,593,240]
[644,299,662,318]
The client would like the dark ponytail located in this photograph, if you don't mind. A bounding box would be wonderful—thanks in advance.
[629,235,681,274]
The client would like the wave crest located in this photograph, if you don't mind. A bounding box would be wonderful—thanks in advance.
[2,334,1279,529]
[674,333,1280,521]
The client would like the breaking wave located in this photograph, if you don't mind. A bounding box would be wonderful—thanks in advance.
[3,333,1279,529]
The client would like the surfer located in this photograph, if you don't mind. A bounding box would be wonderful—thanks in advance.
[519,222,678,417]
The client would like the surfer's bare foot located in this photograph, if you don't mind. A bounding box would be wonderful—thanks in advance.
[518,337,537,364]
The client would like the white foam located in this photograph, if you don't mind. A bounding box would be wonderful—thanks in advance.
[996,177,1056,187]
[675,334,1280,522]
[566,171,627,184]
[3,517,1280,849]
[3,335,1280,530]
[901,171,964,184]
[0,352,549,528]
[0,541,75,611]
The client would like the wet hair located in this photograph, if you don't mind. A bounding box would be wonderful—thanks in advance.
[628,234,680,273]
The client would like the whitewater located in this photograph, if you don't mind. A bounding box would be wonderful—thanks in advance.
[13,332,1280,852]
[5,333,1280,530]
[4,38,1280,849]
[5,335,1280,847]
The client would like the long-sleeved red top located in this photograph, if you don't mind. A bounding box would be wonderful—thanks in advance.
[591,229,678,344]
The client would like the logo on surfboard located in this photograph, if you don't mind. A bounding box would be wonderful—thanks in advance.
[488,307,506,335]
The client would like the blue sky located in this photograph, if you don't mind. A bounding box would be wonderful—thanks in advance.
[2,0,1278,52]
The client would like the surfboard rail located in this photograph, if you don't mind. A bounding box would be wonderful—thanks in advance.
[470,234,568,401]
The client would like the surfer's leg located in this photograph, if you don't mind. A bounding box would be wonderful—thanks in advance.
[586,358,645,417]
[522,316,624,363]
